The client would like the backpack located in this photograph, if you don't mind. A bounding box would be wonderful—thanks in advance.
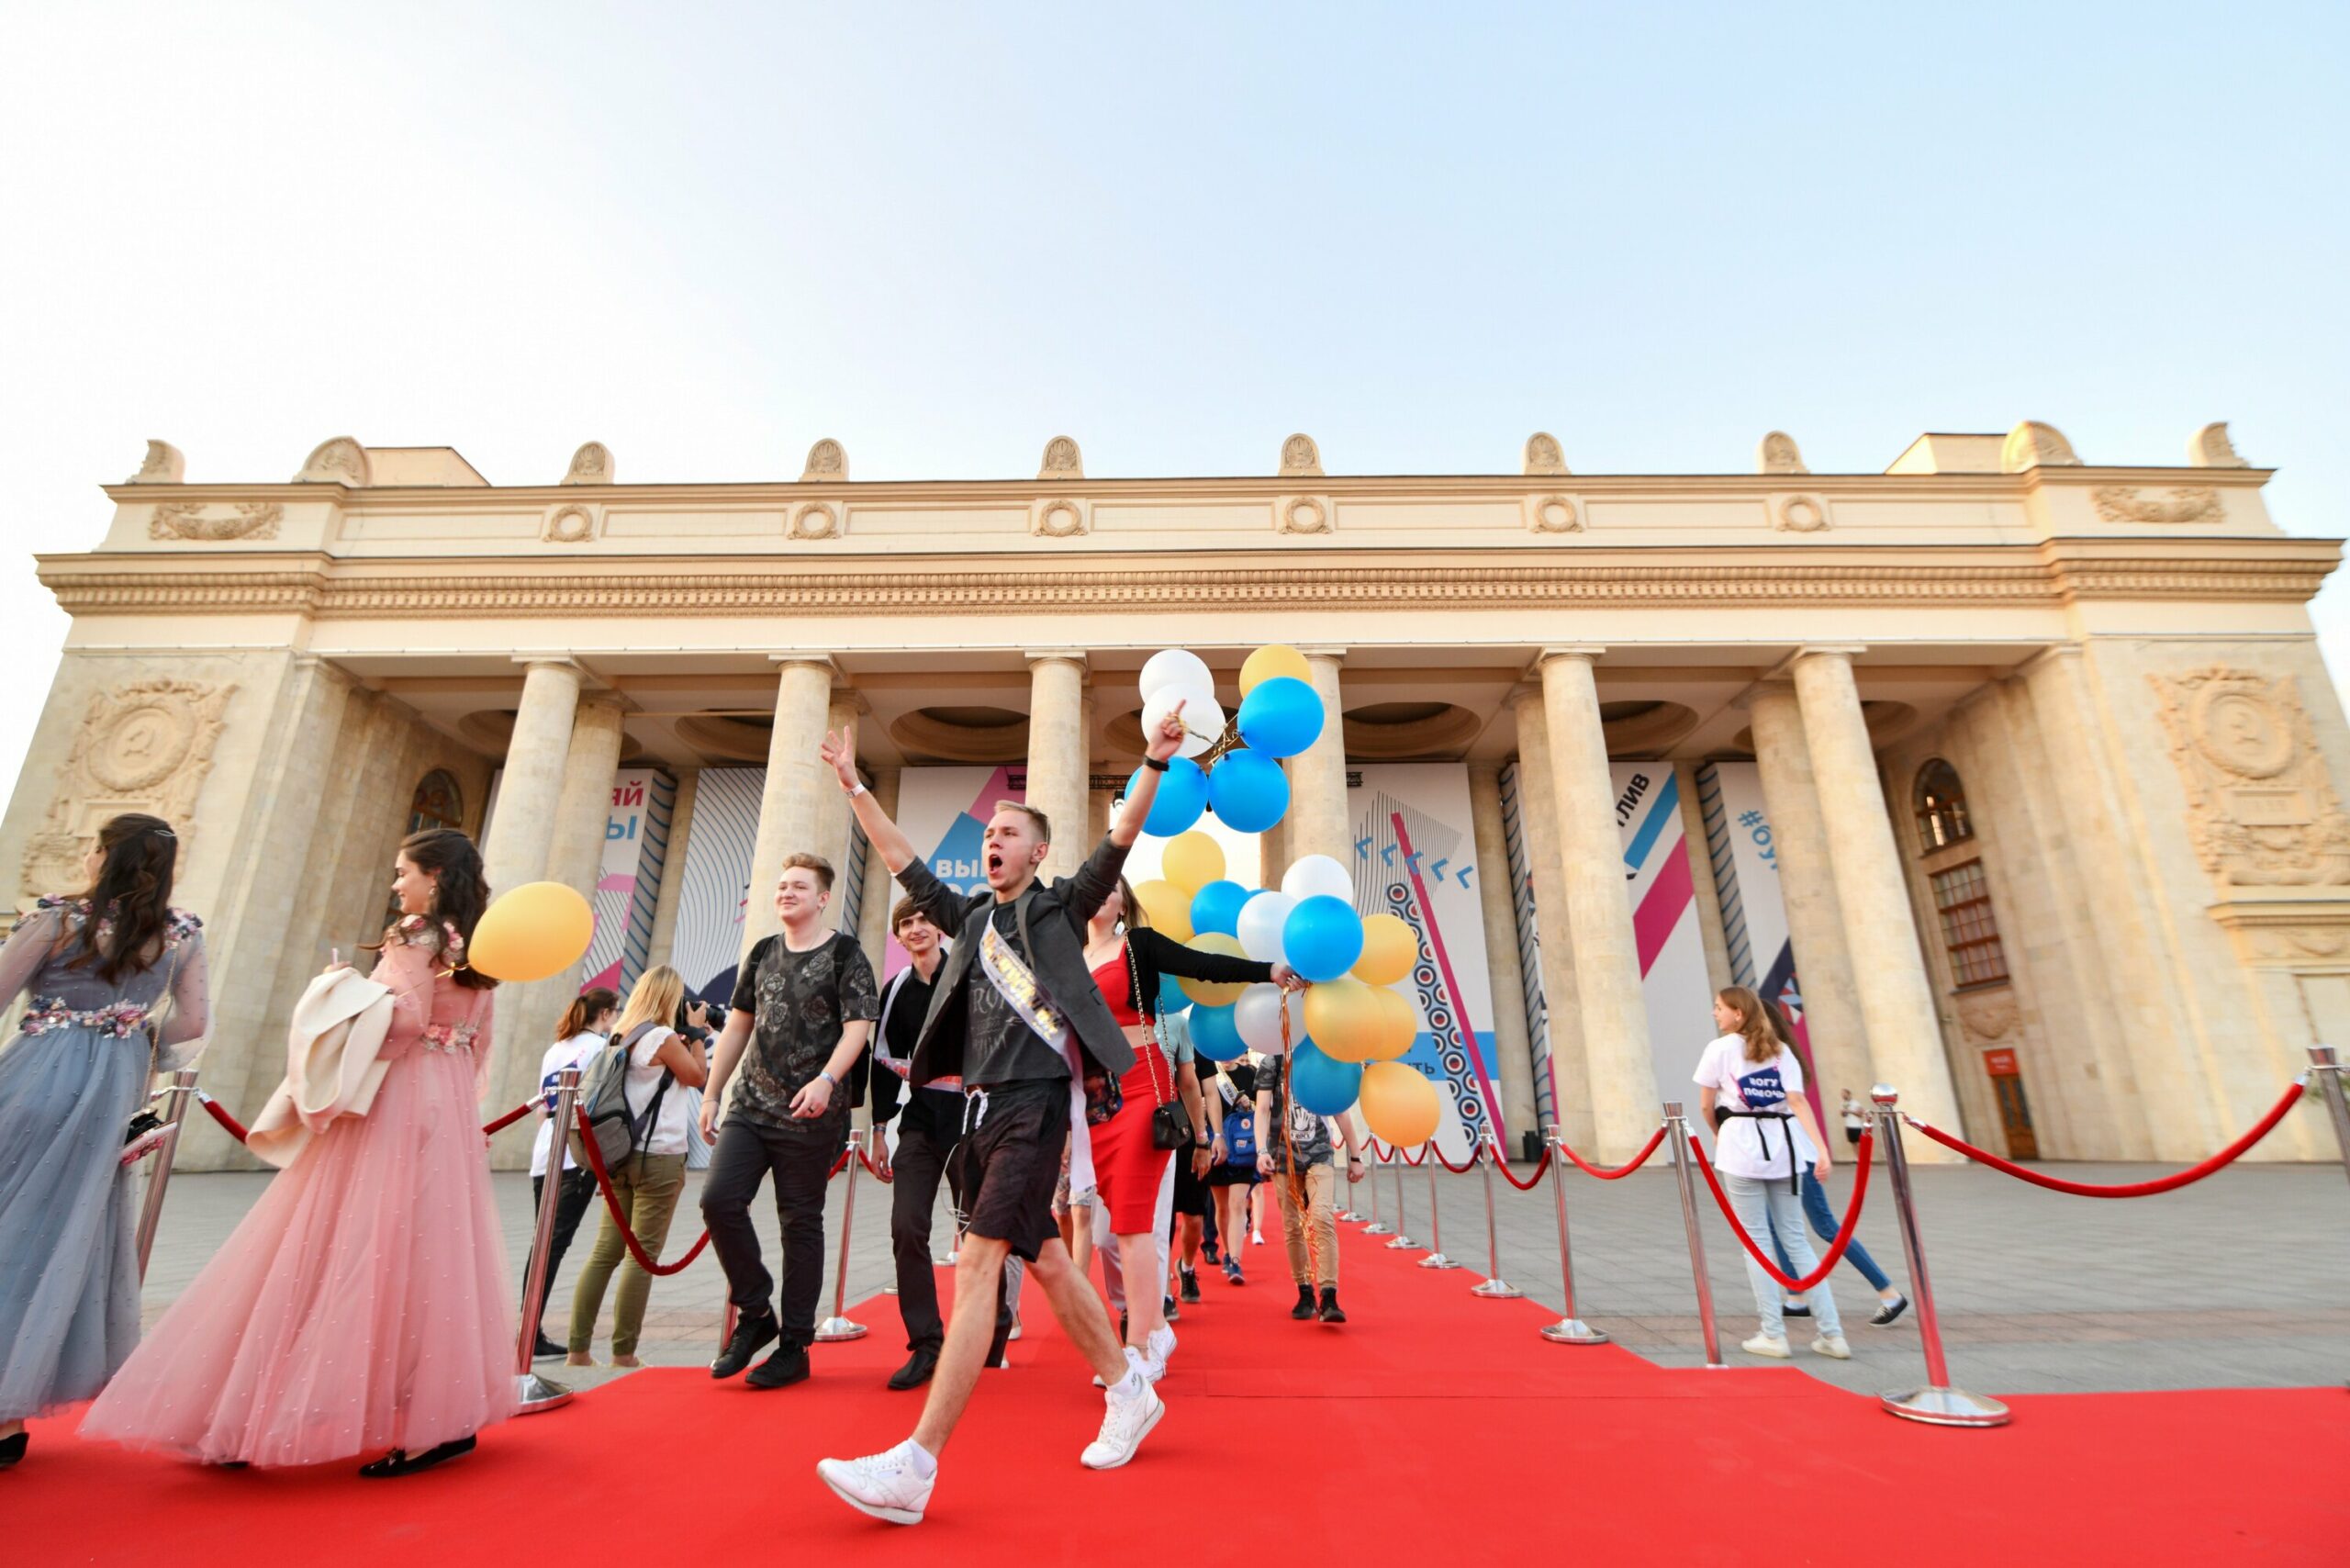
[568,1022,673,1171]
[1220,1089,1257,1168]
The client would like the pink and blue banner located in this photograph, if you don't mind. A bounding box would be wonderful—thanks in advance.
[1609,763,1718,1109]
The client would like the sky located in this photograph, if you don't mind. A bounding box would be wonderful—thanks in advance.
[1,2,2345,797]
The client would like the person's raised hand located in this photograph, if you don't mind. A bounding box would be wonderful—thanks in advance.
[819,725,859,790]
[1146,700,1187,764]
[1270,963,1304,992]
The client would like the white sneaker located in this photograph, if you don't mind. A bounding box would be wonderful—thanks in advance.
[1144,1325,1177,1381]
[817,1442,935,1525]
[1080,1377,1165,1470]
[1811,1335,1852,1361]
[1741,1332,1792,1360]
[1007,1318,1023,1342]
[1093,1345,1148,1389]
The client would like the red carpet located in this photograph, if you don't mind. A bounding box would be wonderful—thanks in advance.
[13,1229,2346,1566]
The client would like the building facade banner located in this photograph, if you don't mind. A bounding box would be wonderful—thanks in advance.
[1609,762,1718,1111]
[1497,762,1557,1133]
[1696,761,1821,1121]
[670,767,766,1003]
[581,767,671,995]
[888,767,1025,977]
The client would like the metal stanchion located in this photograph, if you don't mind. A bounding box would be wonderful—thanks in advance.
[1663,1102,1725,1368]
[1872,1085,2008,1427]
[131,1069,199,1281]
[815,1128,870,1342]
[717,1302,739,1361]
[514,1068,580,1415]
[1362,1147,1391,1236]
[1469,1131,1521,1298]
[1383,1152,1416,1249]
[1539,1124,1607,1344]
[2309,1047,2350,1192]
[1418,1148,1460,1268]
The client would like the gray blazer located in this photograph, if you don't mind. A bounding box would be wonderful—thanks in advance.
[895,834,1137,1090]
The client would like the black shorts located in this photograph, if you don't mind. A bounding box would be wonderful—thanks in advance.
[1172,1154,1212,1217]
[1844,1127,1863,1147]
[952,1080,1068,1264]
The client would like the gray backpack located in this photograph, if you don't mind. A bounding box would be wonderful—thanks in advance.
[567,1022,672,1170]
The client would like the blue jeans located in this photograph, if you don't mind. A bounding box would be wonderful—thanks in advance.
[1769,1161,1893,1294]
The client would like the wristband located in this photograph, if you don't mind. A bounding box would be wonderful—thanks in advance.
[845,781,868,798]
[1142,756,1169,773]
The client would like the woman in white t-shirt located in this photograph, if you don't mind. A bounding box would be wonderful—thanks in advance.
[1693,985,1848,1361]
[524,987,619,1360]
[565,966,708,1369]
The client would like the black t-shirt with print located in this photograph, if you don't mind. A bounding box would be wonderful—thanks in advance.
[960,901,1072,1089]
[726,931,879,1128]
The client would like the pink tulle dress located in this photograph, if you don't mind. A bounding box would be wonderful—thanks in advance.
[82,920,517,1465]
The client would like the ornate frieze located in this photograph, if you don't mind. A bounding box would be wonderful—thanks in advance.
[149,502,283,542]
[1525,494,1582,532]
[2151,666,2350,888]
[1029,498,1089,537]
[1275,495,1331,534]
[2090,487,2224,525]
[543,503,601,543]
[20,678,235,895]
[1773,495,1830,533]
[789,501,840,540]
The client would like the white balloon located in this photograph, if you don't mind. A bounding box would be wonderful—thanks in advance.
[1234,982,1307,1056]
[1143,684,1224,760]
[1139,648,1214,700]
[1236,890,1295,963]
[1282,854,1353,904]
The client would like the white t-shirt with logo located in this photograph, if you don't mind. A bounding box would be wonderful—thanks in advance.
[1692,1035,1816,1181]
[532,1033,606,1177]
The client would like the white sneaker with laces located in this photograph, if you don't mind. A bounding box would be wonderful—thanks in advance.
[1093,1345,1148,1389]
[1811,1335,1852,1361]
[817,1442,935,1525]
[1080,1377,1165,1470]
[1741,1332,1792,1360]
[1146,1324,1176,1369]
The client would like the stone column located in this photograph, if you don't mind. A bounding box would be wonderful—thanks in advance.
[742,656,838,957]
[854,767,902,969]
[644,767,700,972]
[1287,650,1351,870]
[1508,685,1591,1152]
[479,659,585,1133]
[1790,648,1965,1150]
[1674,762,1737,993]
[1745,682,1874,1112]
[1468,761,1539,1152]
[543,694,627,902]
[1025,652,1091,879]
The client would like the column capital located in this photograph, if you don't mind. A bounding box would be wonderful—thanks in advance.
[1293,645,1348,663]
[511,655,584,675]
[1023,649,1091,672]
[768,652,838,673]
[2016,643,2086,678]
[1505,680,1544,708]
[1532,645,1606,672]
[1729,677,1798,711]
[827,687,872,718]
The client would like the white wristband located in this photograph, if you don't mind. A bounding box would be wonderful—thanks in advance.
[846,781,868,798]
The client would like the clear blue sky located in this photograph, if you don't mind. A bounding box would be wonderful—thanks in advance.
[2,2,2344,790]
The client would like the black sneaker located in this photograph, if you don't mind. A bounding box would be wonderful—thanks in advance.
[1179,1265,1202,1305]
[711,1311,779,1379]
[1870,1294,1911,1327]
[531,1332,565,1361]
[887,1345,940,1391]
[1164,1294,1181,1324]
[1119,1310,1129,1343]
[1316,1287,1346,1325]
[358,1435,475,1479]
[1290,1284,1316,1320]
[1202,1238,1222,1265]
[744,1343,811,1390]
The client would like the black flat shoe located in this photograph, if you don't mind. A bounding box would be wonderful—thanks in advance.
[1870,1294,1910,1327]
[887,1347,940,1391]
[1316,1288,1347,1325]
[358,1435,475,1478]
[531,1333,565,1361]
[1291,1284,1317,1321]
[0,1431,27,1469]
[744,1344,811,1390]
[711,1311,779,1379]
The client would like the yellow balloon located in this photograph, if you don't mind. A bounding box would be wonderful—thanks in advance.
[1239,644,1313,695]
[1359,1060,1441,1147]
[1368,985,1421,1061]
[1176,932,1252,1007]
[1161,831,1226,895]
[467,881,594,983]
[1352,913,1417,986]
[1132,879,1194,943]
[1304,977,1382,1063]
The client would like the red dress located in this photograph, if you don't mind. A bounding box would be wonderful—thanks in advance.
[1087,947,1178,1233]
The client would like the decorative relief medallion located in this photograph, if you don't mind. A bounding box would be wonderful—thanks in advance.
[1038,436,1083,481]
[1278,433,1323,478]
[2151,666,2350,887]
[1525,494,1582,533]
[1030,498,1088,538]
[1955,991,2018,1041]
[149,502,283,542]
[543,503,600,543]
[789,501,840,540]
[1276,496,1330,534]
[2189,421,2248,468]
[21,678,235,896]
[563,442,614,485]
[2000,420,2080,473]
[2090,487,2223,525]
[800,440,847,481]
[293,436,371,486]
[1522,432,1568,476]
[1756,431,1807,475]
[1774,495,1830,533]
[128,440,185,485]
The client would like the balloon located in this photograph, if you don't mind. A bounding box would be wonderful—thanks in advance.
[1139,648,1214,700]
[1157,973,1192,1016]
[1142,684,1224,760]
[467,880,593,982]
[1283,894,1364,983]
[1368,985,1422,1061]
[1234,981,1307,1056]
[1206,747,1288,833]
[1177,932,1255,1008]
[1286,1042,1364,1117]
[1130,758,1206,836]
[1189,1002,1246,1062]
[1162,831,1225,893]
[1281,854,1353,904]
[1188,879,1251,937]
[1304,977,1383,1063]
[1359,1061,1441,1147]
[1132,879,1194,942]
[1352,912,1417,986]
[1236,890,1295,963]
[1236,676,1325,759]
[1240,644,1313,695]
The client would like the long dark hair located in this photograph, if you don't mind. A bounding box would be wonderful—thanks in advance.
[1115,875,1149,931]
[70,812,179,984]
[392,828,497,990]
[554,986,619,1042]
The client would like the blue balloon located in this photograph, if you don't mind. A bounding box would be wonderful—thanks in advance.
[1237,677,1325,759]
[1189,879,1252,936]
[1283,894,1364,983]
[1206,747,1289,833]
[1285,1041,1363,1116]
[1131,757,1206,836]
[1190,1003,1245,1062]
[1157,973,1192,1016]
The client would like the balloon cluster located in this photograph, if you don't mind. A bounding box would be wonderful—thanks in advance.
[1128,644,1444,1148]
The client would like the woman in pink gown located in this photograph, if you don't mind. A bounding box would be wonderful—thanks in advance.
[84,829,516,1476]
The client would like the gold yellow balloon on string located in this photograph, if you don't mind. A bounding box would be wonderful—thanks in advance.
[1359,1060,1441,1147]
[1352,913,1416,986]
[1367,985,1422,1062]
[1176,933,1252,1007]
[1161,831,1225,894]
[466,881,594,982]
[1304,977,1382,1062]
[1132,879,1195,942]
[1239,644,1313,695]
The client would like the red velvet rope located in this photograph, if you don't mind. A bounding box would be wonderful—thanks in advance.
[1689,1132,1874,1294]
[481,1102,533,1137]
[1396,1142,1428,1167]
[571,1122,717,1277]
[196,1092,249,1143]
[1490,1147,1551,1192]
[1430,1141,1480,1174]
[1553,1124,1668,1181]
[1905,1079,2306,1197]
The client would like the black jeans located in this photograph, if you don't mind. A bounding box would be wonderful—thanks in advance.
[700,1111,844,1349]
[523,1168,598,1336]
[888,1099,968,1354]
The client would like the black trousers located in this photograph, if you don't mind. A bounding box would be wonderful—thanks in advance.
[700,1111,844,1349]
[523,1168,598,1336]
[888,1114,965,1354]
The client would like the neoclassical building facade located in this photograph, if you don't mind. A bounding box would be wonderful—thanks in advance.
[6,421,2343,1171]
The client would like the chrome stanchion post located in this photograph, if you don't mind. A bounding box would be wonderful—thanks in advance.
[1383,1149,1416,1249]
[514,1067,580,1414]
[1418,1145,1460,1268]
[1469,1130,1521,1297]
[815,1128,870,1342]
[1663,1102,1725,1369]
[1539,1124,1607,1344]
[132,1068,199,1281]
[2308,1047,2350,1193]
[1873,1085,2009,1427]
[1362,1145,1391,1236]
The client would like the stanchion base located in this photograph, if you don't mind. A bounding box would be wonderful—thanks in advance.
[1879,1385,2011,1428]
[1470,1278,1523,1298]
[1382,1234,1416,1249]
[814,1318,869,1343]
[1362,1222,1392,1237]
[881,1287,899,1295]
[1539,1318,1609,1344]
[1417,1252,1461,1270]
[1334,1208,1360,1223]
[513,1372,574,1416]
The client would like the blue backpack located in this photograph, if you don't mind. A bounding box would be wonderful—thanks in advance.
[1221,1096,1257,1167]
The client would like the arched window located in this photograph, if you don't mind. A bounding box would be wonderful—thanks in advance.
[409,769,464,834]
[1913,759,1973,852]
